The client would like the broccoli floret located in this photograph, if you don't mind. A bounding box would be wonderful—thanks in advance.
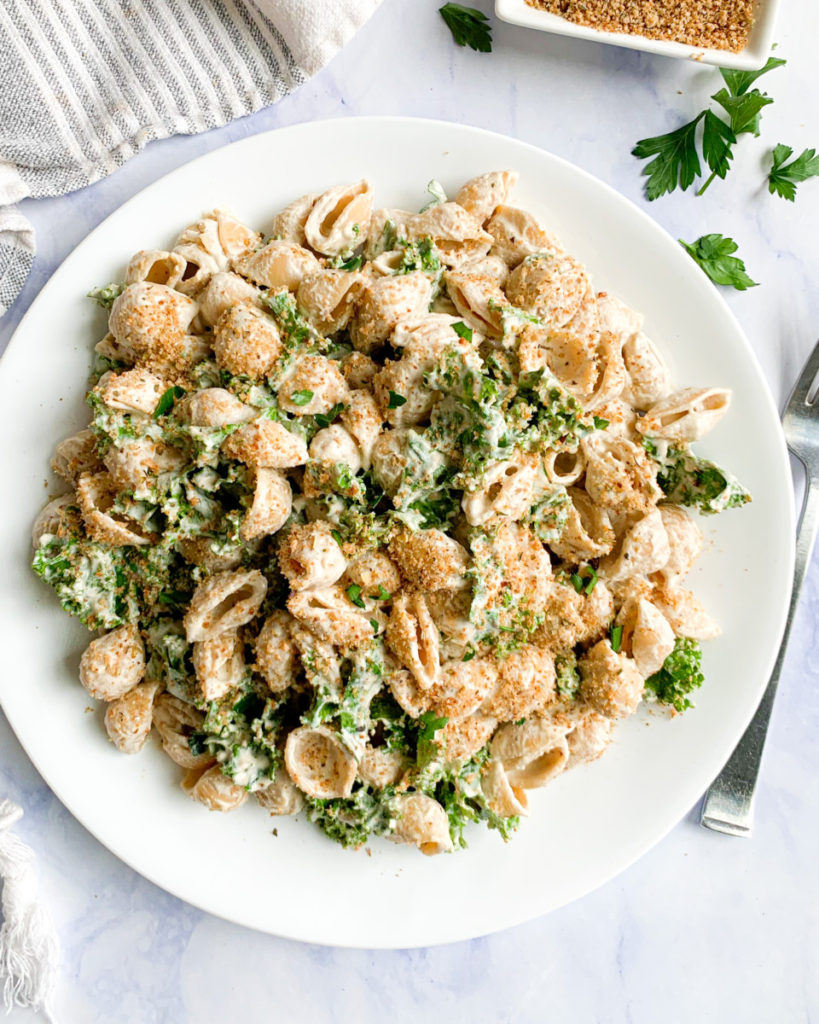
[645,637,704,713]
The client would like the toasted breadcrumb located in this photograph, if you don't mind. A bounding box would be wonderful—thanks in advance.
[524,0,756,52]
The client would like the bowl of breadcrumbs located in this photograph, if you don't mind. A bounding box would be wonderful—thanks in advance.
[495,0,779,70]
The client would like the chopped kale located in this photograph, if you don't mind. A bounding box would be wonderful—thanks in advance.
[87,282,125,308]
[645,637,704,713]
[644,439,751,514]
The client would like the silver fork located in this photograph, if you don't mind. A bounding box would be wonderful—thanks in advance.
[700,338,819,837]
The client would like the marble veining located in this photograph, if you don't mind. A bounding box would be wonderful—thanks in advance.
[1,0,818,1019]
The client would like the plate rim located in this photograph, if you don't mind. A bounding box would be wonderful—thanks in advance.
[0,115,795,947]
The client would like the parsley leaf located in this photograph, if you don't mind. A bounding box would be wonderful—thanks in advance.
[679,234,758,291]
[632,114,704,201]
[452,321,473,341]
[592,415,609,430]
[768,144,819,201]
[416,711,449,768]
[388,390,407,409]
[346,583,365,608]
[610,624,623,653]
[314,402,346,429]
[633,56,785,200]
[153,385,186,418]
[700,109,737,183]
[338,254,364,271]
[718,55,786,98]
[711,87,773,138]
[289,389,314,406]
[439,3,492,52]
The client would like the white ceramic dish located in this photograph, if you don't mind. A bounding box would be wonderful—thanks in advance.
[0,117,793,948]
[496,0,780,71]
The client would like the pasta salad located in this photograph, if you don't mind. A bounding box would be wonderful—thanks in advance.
[31,172,750,855]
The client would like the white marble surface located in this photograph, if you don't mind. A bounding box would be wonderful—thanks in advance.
[2,1,819,1020]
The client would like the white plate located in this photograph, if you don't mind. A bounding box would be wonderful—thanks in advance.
[496,0,780,71]
[0,117,793,948]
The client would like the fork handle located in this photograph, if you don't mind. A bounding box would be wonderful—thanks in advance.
[700,470,819,836]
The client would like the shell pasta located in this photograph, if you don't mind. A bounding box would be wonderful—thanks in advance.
[32,173,751,855]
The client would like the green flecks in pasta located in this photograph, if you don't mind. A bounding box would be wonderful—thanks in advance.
[337,644,386,758]
[510,369,593,454]
[193,683,284,790]
[369,693,414,755]
[643,439,751,514]
[306,783,398,849]
[465,530,545,658]
[522,485,571,545]
[260,290,329,381]
[144,618,198,703]
[554,651,580,699]
[414,746,518,849]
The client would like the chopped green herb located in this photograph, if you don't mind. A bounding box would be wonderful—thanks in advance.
[439,3,492,52]
[387,390,407,409]
[679,234,758,291]
[289,389,314,406]
[153,385,186,419]
[610,624,623,653]
[593,415,610,430]
[331,529,344,546]
[452,321,473,342]
[375,585,391,601]
[570,573,583,593]
[346,583,366,608]
[338,254,364,271]
[768,143,819,201]
[416,711,449,769]
[314,402,346,429]
[369,618,380,632]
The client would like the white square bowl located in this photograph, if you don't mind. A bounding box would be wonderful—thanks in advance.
[495,0,780,70]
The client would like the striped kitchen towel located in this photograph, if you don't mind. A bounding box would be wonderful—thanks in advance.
[0,0,382,319]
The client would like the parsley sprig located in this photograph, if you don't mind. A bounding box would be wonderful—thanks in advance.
[439,4,492,53]
[632,56,785,200]
[768,144,819,201]
[679,234,758,291]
